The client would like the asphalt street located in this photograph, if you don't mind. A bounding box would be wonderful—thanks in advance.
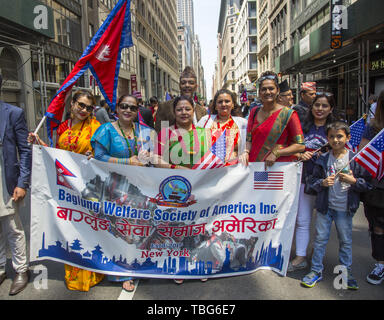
[1,191,383,301]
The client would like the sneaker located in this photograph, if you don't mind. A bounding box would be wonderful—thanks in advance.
[301,270,323,288]
[347,273,359,290]
[287,260,308,272]
[367,263,384,285]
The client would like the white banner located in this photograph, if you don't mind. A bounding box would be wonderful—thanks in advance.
[30,145,302,279]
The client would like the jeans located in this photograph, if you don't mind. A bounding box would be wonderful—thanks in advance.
[311,209,353,273]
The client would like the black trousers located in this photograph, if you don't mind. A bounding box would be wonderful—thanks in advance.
[364,204,384,261]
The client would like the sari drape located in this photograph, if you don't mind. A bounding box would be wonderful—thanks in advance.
[56,117,105,291]
[157,125,209,168]
[247,107,304,162]
[91,122,154,162]
[56,118,100,154]
[90,121,155,283]
[197,115,248,166]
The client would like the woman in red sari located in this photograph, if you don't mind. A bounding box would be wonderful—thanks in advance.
[240,71,305,167]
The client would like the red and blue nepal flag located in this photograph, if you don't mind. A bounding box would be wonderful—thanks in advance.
[45,0,133,143]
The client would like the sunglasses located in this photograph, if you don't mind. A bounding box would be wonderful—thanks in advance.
[316,92,334,97]
[119,103,139,112]
[76,101,94,113]
[258,75,278,83]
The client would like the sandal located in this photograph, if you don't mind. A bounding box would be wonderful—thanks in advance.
[122,280,135,292]
[174,279,184,285]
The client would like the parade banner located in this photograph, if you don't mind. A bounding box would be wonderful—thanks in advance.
[30,146,302,279]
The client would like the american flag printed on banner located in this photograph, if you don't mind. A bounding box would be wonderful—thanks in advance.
[192,129,226,170]
[354,128,384,180]
[254,172,284,190]
[346,117,366,153]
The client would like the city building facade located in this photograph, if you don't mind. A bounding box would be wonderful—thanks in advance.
[233,0,258,95]
[276,0,384,121]
[217,0,240,93]
[177,0,195,35]
[0,0,86,132]
[177,22,193,74]
[134,0,179,100]
[192,35,206,100]
[176,0,206,99]
[0,0,181,137]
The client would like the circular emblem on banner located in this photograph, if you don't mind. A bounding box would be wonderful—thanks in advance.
[150,176,196,207]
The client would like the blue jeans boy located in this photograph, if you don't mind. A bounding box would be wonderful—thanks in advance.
[311,208,352,273]
[301,208,358,289]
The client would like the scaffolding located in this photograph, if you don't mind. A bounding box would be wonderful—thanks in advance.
[0,34,49,137]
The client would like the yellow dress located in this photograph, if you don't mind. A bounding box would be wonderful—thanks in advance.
[57,117,105,292]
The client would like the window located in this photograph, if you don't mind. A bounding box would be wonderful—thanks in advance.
[89,23,94,39]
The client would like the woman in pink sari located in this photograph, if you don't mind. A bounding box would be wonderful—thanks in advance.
[240,71,305,167]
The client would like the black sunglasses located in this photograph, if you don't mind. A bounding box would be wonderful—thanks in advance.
[119,103,139,112]
[76,101,94,112]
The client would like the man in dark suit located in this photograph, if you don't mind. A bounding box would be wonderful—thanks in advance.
[0,74,32,295]
[155,66,207,132]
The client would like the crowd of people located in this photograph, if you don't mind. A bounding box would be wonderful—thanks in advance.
[0,65,383,296]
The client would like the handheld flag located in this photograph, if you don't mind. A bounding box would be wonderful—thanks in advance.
[192,130,226,169]
[354,128,384,180]
[138,111,149,128]
[346,116,366,153]
[165,92,172,101]
[45,0,133,143]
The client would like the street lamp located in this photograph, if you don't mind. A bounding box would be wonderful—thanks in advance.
[153,51,159,98]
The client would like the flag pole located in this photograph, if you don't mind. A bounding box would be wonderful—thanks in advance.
[296,143,329,164]
[34,116,46,135]
[335,127,384,176]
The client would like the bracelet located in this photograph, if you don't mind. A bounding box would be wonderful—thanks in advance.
[271,149,280,159]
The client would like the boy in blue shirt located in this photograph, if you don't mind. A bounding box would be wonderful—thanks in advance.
[301,121,372,290]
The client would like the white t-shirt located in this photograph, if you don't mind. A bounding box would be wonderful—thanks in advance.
[327,151,350,212]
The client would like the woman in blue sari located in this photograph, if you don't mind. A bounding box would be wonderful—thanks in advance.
[91,94,154,292]
[91,95,153,166]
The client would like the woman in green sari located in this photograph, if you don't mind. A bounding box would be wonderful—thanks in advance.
[154,95,209,169]
[153,95,209,285]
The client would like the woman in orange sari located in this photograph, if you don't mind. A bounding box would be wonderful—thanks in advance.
[28,90,103,292]
[240,72,305,167]
[197,88,248,166]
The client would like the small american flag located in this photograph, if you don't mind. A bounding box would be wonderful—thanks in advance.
[254,171,284,190]
[192,129,226,169]
[354,128,384,180]
[346,117,366,153]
